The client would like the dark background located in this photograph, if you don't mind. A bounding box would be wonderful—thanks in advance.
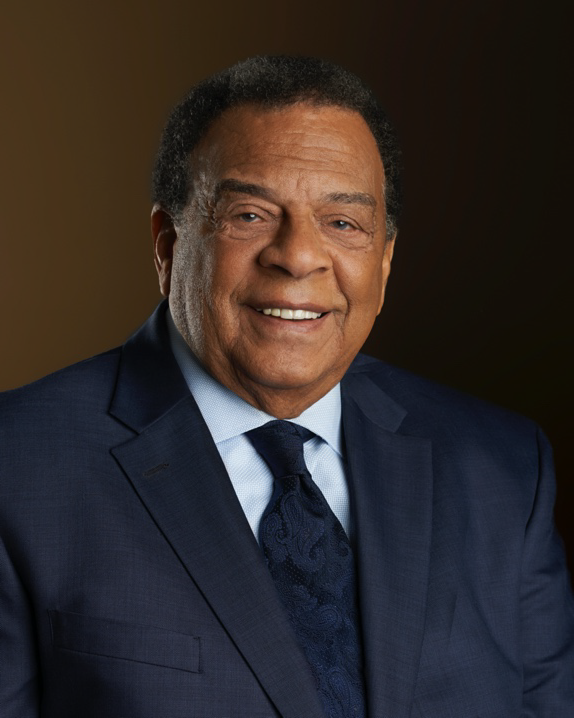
[2,1,572,575]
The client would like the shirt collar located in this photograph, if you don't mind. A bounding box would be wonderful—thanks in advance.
[167,310,342,455]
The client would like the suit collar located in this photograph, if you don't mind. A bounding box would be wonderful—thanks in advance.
[341,368,433,717]
[342,356,407,432]
[109,302,190,432]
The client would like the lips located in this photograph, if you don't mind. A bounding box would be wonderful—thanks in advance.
[255,308,323,320]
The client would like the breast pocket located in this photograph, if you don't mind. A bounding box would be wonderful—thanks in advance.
[49,610,201,674]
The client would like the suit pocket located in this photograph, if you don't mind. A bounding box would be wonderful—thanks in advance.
[49,610,201,673]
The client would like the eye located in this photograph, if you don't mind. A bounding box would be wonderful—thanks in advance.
[238,212,260,223]
[331,219,354,230]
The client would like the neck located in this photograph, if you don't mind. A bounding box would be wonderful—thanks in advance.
[214,368,342,419]
[234,384,332,420]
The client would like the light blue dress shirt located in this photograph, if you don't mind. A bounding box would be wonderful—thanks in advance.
[167,311,352,540]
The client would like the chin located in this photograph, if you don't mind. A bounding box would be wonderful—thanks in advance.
[243,362,338,395]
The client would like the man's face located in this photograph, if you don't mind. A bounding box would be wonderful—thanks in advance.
[154,103,394,417]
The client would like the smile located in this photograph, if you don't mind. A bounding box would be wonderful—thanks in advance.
[255,308,324,320]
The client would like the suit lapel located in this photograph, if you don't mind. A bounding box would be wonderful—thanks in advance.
[109,305,324,718]
[342,369,433,718]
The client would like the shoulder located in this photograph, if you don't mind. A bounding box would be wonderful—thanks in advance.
[346,352,541,453]
[346,354,552,525]
[1,348,121,409]
[0,348,122,448]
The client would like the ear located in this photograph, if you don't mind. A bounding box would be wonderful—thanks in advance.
[377,232,396,315]
[151,204,177,297]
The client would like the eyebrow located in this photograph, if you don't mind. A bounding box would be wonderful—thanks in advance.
[323,192,377,209]
[214,179,275,203]
[214,179,377,209]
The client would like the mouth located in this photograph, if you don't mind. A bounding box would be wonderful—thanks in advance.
[255,308,324,320]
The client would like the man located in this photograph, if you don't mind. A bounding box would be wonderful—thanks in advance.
[1,56,573,717]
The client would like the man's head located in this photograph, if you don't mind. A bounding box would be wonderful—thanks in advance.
[152,57,401,418]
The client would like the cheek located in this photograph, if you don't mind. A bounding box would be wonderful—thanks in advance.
[339,254,384,311]
[167,235,214,344]
[172,234,214,304]
[210,239,258,301]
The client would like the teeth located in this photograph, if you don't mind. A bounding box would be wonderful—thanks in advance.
[257,308,322,320]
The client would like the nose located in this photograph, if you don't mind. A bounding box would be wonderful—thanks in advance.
[258,214,332,278]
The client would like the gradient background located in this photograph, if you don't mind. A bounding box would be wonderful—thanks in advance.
[2,0,572,575]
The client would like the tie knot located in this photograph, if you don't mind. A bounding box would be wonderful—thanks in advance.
[246,420,313,479]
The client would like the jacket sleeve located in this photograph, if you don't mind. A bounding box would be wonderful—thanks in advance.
[0,530,40,717]
[520,428,574,714]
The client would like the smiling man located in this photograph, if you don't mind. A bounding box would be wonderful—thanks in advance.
[1,56,573,718]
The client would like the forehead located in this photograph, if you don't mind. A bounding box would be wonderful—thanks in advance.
[191,103,384,201]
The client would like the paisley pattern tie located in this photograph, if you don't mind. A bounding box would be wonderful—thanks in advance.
[246,420,366,718]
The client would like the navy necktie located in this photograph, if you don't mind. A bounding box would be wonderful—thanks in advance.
[246,420,366,718]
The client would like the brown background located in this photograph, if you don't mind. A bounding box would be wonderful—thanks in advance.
[2,1,572,574]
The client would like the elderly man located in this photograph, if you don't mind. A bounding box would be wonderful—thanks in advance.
[1,56,573,718]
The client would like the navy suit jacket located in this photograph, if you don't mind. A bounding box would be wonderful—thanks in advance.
[1,303,573,717]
